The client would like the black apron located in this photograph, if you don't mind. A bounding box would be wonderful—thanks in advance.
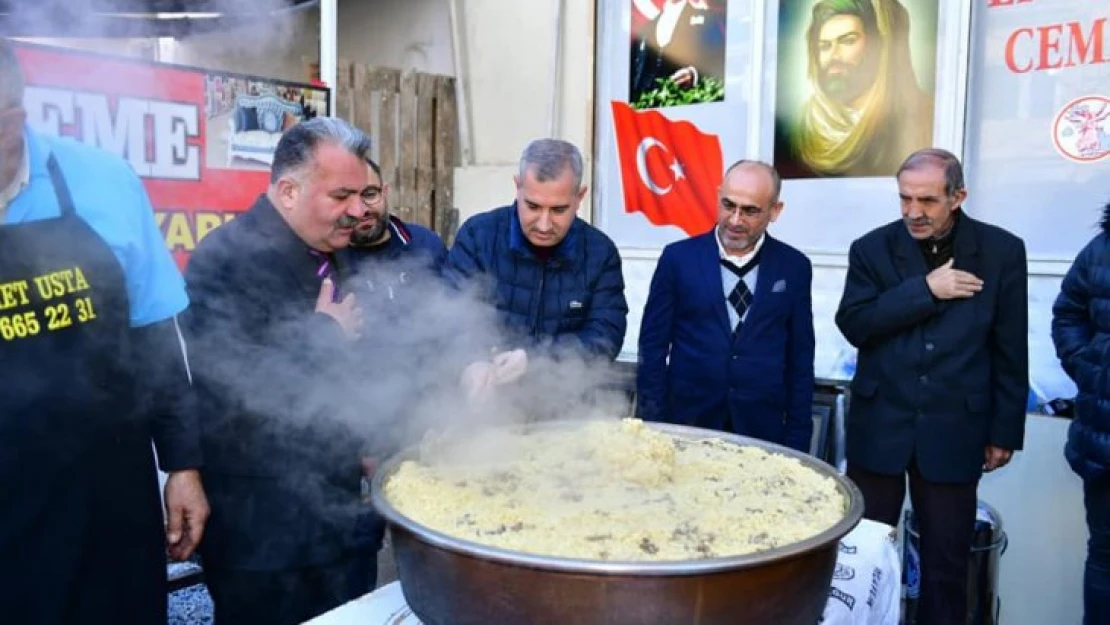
[0,156,165,624]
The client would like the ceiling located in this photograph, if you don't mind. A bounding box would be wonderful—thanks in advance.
[0,0,318,37]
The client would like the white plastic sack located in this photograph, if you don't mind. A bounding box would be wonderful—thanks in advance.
[820,518,902,625]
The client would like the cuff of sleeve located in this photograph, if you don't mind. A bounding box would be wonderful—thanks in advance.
[989,422,1026,453]
[157,441,203,473]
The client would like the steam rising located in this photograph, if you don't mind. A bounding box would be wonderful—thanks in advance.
[7,2,633,553]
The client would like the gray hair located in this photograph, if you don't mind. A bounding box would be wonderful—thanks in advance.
[0,38,25,109]
[897,148,965,197]
[725,159,783,203]
[518,138,584,190]
[270,117,372,184]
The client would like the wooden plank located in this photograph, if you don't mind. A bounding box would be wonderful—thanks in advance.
[377,89,398,196]
[414,73,436,229]
[433,75,458,242]
[396,71,419,225]
[352,64,374,137]
[335,59,353,121]
[367,67,400,93]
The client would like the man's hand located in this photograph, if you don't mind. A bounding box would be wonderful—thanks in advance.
[316,279,363,339]
[164,469,209,561]
[460,360,496,400]
[926,258,983,300]
[669,66,697,88]
[490,349,528,385]
[983,446,1013,472]
[361,456,378,478]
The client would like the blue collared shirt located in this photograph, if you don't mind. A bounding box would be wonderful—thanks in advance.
[6,127,187,327]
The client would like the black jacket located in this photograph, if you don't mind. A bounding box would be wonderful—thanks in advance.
[182,195,362,570]
[835,212,1028,483]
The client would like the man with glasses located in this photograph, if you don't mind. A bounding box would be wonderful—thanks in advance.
[334,157,446,595]
[637,159,815,452]
[0,38,208,625]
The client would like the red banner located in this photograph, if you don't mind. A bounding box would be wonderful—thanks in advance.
[13,42,330,270]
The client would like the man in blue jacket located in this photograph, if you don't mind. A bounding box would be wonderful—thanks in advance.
[636,160,815,452]
[445,139,628,395]
[1052,200,1110,624]
[836,148,1027,625]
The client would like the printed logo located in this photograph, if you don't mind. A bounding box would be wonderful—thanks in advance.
[829,587,857,611]
[1052,95,1110,163]
[833,563,856,581]
[867,568,883,608]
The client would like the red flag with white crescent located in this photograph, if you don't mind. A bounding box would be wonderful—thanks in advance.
[610,101,722,236]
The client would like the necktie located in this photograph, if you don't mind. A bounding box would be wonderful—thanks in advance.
[721,252,760,336]
[308,249,342,302]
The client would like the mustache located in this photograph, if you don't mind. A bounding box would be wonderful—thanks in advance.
[335,214,361,229]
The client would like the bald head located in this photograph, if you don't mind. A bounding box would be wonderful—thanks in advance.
[725,159,782,204]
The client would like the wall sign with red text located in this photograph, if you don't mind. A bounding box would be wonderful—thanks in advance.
[963,0,1109,259]
[12,42,330,270]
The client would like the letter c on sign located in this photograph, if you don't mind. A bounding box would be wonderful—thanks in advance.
[1005,27,1035,73]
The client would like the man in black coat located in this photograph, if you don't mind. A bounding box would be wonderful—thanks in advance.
[835,148,1028,625]
[182,117,373,625]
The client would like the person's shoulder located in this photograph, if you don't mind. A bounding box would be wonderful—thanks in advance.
[42,133,136,180]
[659,230,711,260]
[966,215,1024,250]
[400,221,445,250]
[460,204,513,231]
[851,220,903,251]
[765,235,810,266]
[189,206,257,270]
[577,218,619,253]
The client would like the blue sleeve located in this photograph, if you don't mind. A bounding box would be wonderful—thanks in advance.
[415,227,448,274]
[1053,238,1097,381]
[443,218,486,289]
[120,171,188,327]
[550,241,628,361]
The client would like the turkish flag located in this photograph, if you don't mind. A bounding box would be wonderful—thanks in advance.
[610,101,722,236]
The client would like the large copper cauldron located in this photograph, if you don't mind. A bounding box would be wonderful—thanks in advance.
[370,422,865,625]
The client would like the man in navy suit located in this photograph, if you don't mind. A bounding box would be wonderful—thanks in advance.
[637,159,815,452]
[835,148,1027,625]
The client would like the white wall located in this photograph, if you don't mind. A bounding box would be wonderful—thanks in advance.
[451,0,597,222]
[979,415,1086,625]
[336,0,454,76]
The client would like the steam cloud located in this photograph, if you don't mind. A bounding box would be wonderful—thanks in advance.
[7,1,634,556]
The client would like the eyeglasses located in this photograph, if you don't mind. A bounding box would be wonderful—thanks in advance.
[718,197,769,218]
[360,186,384,207]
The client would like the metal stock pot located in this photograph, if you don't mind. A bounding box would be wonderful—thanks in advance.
[370,422,864,625]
